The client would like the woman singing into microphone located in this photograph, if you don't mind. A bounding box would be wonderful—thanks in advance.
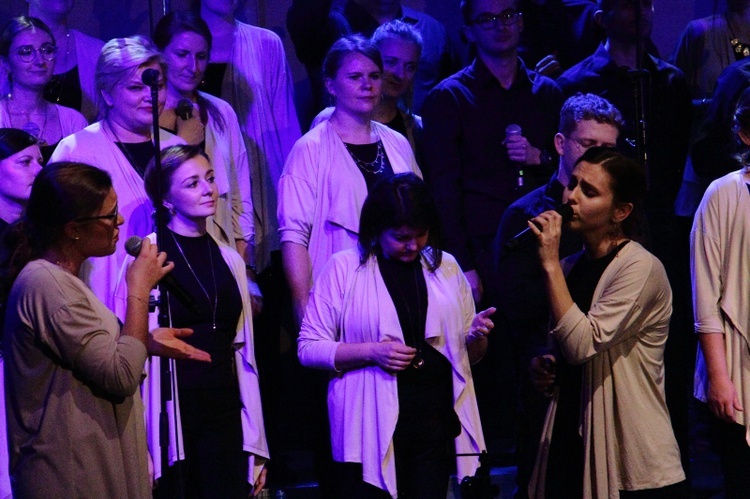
[528,147,685,497]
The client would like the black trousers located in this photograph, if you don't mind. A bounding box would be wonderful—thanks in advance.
[333,420,453,499]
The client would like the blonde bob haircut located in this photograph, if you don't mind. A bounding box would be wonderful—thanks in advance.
[95,35,164,120]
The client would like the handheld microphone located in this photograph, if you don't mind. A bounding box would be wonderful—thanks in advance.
[505,204,574,250]
[505,124,524,189]
[176,99,194,121]
[141,68,161,88]
[125,236,201,314]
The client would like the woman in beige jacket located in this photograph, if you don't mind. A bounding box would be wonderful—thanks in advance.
[527,147,685,498]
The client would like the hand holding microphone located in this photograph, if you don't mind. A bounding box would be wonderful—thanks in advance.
[125,236,201,314]
[505,204,573,250]
[503,124,542,166]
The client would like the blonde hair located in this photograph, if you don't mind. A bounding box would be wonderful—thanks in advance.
[95,35,164,120]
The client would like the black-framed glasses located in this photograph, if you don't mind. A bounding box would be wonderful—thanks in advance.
[75,205,118,223]
[470,9,522,29]
[14,44,57,63]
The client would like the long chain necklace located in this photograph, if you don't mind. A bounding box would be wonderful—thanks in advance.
[344,140,385,175]
[4,96,48,144]
[384,259,425,369]
[170,231,219,331]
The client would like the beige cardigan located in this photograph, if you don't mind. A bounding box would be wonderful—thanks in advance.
[530,241,685,498]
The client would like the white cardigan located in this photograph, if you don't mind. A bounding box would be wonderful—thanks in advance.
[298,249,485,498]
[692,170,750,443]
[113,232,269,484]
[277,120,421,282]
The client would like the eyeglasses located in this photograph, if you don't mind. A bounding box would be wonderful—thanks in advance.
[14,44,57,63]
[75,204,118,224]
[470,9,522,29]
[569,137,618,150]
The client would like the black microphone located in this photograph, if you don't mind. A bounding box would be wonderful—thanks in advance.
[505,204,574,250]
[176,99,193,121]
[125,236,201,314]
[141,68,161,88]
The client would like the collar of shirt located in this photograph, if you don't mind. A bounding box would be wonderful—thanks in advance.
[471,56,535,91]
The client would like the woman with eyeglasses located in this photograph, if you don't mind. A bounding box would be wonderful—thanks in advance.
[0,162,209,497]
[49,36,184,311]
[26,0,104,123]
[0,16,87,163]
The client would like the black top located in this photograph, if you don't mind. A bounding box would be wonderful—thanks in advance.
[343,141,394,191]
[160,231,242,409]
[115,141,156,178]
[383,110,408,140]
[201,63,228,99]
[377,254,460,438]
[545,240,630,498]
[421,57,563,272]
[44,65,83,112]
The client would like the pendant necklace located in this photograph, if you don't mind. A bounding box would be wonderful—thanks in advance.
[170,231,218,331]
[384,260,425,369]
[344,140,385,175]
[4,96,48,144]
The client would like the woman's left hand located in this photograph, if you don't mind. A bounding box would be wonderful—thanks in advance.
[251,466,267,497]
[529,210,563,266]
[466,307,496,344]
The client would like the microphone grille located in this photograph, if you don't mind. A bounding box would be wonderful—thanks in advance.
[125,236,143,257]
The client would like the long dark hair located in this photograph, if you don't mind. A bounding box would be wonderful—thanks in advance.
[358,173,442,271]
[0,128,38,161]
[152,11,227,133]
[0,162,112,303]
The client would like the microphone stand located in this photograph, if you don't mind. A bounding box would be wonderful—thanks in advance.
[142,69,183,498]
[631,0,648,174]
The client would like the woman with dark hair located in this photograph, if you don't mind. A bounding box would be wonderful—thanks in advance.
[0,128,41,233]
[114,145,268,498]
[528,147,686,497]
[0,16,87,162]
[278,35,421,325]
[153,11,256,282]
[298,173,492,498]
[691,88,750,498]
[49,36,184,310]
[0,162,193,497]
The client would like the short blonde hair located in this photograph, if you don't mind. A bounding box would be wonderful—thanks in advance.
[95,35,164,119]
